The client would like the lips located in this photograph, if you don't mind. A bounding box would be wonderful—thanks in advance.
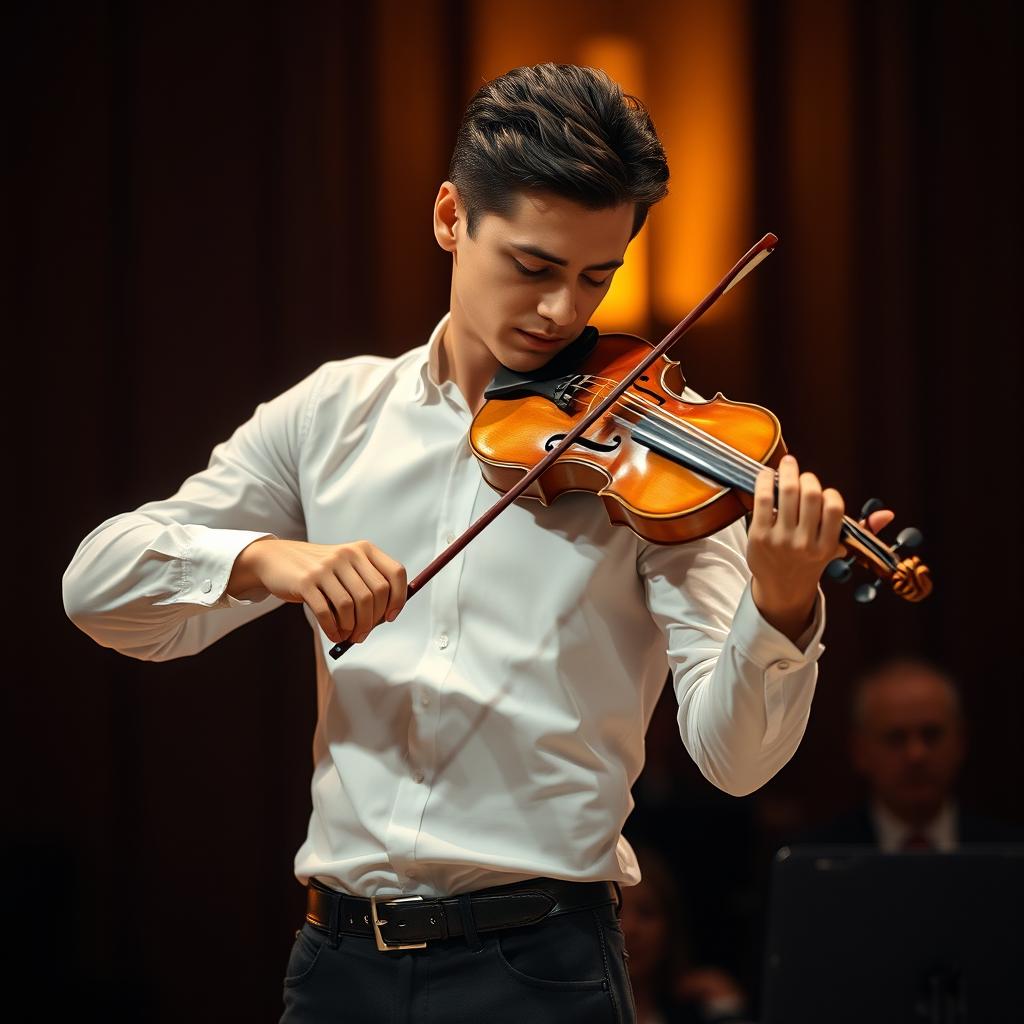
[518,328,565,343]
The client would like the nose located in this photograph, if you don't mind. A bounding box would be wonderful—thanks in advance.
[904,734,930,762]
[537,283,577,327]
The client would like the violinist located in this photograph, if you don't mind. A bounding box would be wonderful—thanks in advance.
[62,63,893,1023]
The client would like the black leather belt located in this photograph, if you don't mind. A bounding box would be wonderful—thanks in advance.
[305,875,620,951]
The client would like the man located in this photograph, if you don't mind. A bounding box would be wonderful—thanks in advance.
[797,656,1023,850]
[62,63,886,1023]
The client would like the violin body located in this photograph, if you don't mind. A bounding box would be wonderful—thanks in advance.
[330,234,928,659]
[470,333,787,545]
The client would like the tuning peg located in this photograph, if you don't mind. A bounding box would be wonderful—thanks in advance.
[854,579,883,603]
[860,497,885,520]
[827,556,854,583]
[893,526,923,552]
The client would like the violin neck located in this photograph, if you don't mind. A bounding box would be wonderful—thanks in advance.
[630,422,897,575]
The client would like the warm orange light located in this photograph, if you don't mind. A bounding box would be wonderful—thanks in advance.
[646,0,751,325]
[576,37,649,335]
[467,14,649,333]
[467,2,751,331]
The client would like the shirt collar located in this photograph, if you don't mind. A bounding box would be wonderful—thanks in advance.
[871,798,958,852]
[412,312,451,406]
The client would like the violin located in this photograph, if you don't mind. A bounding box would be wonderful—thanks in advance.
[328,233,931,661]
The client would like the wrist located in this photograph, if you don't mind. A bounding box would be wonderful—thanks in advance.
[750,577,817,643]
[227,536,275,598]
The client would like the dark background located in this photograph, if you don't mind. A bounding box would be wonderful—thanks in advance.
[7,1,1021,1020]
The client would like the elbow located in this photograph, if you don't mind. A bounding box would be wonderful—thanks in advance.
[715,777,764,799]
[62,565,97,630]
[697,755,771,799]
[62,572,187,663]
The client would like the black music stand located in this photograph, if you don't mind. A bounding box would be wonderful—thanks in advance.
[761,845,1024,1023]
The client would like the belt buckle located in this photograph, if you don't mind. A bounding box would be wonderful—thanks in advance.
[369,894,428,952]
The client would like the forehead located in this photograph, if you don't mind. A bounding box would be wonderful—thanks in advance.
[478,190,635,259]
[861,672,958,726]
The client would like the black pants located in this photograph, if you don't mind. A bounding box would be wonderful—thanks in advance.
[279,886,636,1023]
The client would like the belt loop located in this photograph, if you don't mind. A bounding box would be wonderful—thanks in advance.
[327,892,341,949]
[457,892,483,952]
[612,880,623,915]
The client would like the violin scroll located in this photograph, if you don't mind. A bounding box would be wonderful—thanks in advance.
[826,498,933,604]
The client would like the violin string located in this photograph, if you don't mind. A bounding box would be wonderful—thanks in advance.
[561,375,896,569]
[571,374,776,483]
[572,375,897,569]
[565,376,773,487]
[567,374,893,566]
[562,377,778,495]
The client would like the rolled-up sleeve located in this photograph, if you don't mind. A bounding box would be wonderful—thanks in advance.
[638,518,826,797]
[62,364,326,662]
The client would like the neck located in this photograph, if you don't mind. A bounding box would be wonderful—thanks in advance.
[877,796,947,831]
[438,304,500,415]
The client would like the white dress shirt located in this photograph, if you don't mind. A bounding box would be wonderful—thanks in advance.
[63,312,826,898]
[871,800,958,852]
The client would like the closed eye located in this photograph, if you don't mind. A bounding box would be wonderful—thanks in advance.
[512,260,546,278]
[513,260,609,288]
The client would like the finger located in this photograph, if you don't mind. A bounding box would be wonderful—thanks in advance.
[303,584,350,645]
[795,471,823,545]
[818,487,846,553]
[776,454,800,531]
[317,573,355,641]
[350,552,393,630]
[335,561,376,642]
[751,467,776,532]
[362,546,409,622]
[866,508,895,534]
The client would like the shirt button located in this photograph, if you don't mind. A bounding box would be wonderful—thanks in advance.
[420,693,430,707]
[413,771,425,784]
[437,634,449,650]
[777,660,790,671]
[201,579,213,594]
[445,532,456,545]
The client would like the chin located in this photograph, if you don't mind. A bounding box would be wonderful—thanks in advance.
[499,350,549,371]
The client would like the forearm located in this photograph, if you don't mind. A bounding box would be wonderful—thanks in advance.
[750,577,817,643]
[63,512,277,660]
[674,584,824,797]
[226,535,276,598]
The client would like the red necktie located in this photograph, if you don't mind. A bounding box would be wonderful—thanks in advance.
[902,832,933,851]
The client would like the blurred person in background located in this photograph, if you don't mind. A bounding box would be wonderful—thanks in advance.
[622,844,754,1024]
[795,656,1024,850]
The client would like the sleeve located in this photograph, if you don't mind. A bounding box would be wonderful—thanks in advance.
[638,517,827,797]
[62,364,327,662]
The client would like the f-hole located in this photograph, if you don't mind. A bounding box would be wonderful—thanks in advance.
[633,375,665,406]
[545,433,622,453]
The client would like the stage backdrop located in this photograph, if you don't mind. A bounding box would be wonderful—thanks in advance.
[9,1,1020,1019]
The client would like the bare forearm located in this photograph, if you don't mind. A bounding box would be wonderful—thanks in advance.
[750,578,817,643]
[227,536,276,598]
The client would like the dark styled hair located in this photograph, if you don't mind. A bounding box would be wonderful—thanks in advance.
[448,63,670,240]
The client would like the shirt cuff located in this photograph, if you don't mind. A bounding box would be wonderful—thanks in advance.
[175,527,277,608]
[729,581,826,670]
[728,583,826,749]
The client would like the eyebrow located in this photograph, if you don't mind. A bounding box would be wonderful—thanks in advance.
[510,243,623,272]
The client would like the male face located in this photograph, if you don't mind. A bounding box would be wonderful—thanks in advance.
[436,185,635,373]
[851,667,966,824]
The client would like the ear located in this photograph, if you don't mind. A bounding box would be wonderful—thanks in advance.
[433,181,462,254]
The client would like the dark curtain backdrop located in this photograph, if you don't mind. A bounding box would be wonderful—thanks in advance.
[7,1,1021,1020]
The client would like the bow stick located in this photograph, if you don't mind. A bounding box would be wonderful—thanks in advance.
[329,232,778,660]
